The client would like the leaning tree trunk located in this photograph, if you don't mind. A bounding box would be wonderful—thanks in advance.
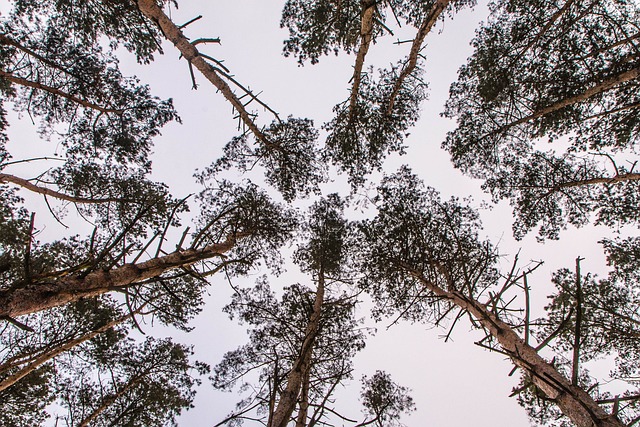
[0,237,238,318]
[0,311,136,392]
[409,268,625,427]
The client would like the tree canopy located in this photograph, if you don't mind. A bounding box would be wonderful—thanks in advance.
[1,0,639,426]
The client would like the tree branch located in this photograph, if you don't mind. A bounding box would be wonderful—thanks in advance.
[386,0,450,114]
[0,233,245,317]
[136,0,278,149]
[0,70,121,114]
[348,0,377,115]
[0,173,124,204]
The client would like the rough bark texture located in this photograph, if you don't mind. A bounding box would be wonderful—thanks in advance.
[295,363,311,427]
[408,268,625,427]
[136,0,272,146]
[269,270,325,427]
[0,237,238,318]
[348,0,377,113]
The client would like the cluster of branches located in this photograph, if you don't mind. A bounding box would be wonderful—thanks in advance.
[1,0,639,426]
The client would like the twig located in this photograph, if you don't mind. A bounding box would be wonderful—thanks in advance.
[178,15,202,29]
[24,213,35,281]
[572,256,585,385]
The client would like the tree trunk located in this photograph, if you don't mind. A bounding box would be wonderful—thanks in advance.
[409,268,625,427]
[136,0,272,147]
[295,363,311,427]
[77,370,148,427]
[0,237,238,318]
[386,0,450,114]
[269,269,326,427]
[348,0,377,114]
[500,66,640,133]
[0,312,134,392]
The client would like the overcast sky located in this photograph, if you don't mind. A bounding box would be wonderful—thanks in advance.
[5,1,619,426]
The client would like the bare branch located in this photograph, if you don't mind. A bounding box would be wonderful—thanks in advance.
[136,0,278,147]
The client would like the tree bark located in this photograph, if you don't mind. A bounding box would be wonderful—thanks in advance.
[0,173,122,204]
[135,0,273,147]
[269,269,325,427]
[0,311,135,392]
[0,236,239,318]
[386,0,450,114]
[498,66,640,133]
[407,266,625,427]
[348,0,377,114]
[77,369,149,427]
[294,362,311,427]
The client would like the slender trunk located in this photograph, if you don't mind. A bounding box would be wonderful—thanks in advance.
[295,363,311,427]
[572,257,584,385]
[0,70,120,114]
[386,0,450,114]
[270,268,326,427]
[512,0,576,65]
[77,371,148,427]
[136,0,273,147]
[408,267,624,427]
[512,172,640,194]
[499,66,640,133]
[348,0,377,114]
[552,172,640,189]
[0,236,239,318]
[0,311,135,391]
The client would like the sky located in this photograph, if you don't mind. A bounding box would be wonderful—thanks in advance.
[3,1,621,426]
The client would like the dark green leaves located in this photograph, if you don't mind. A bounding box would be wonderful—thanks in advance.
[325,65,427,188]
[194,180,299,275]
[211,117,326,201]
[360,371,415,427]
[358,167,497,322]
[281,0,363,64]
[295,194,348,274]
[443,0,640,240]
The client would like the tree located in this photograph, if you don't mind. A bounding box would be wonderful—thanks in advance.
[357,167,639,427]
[55,337,207,427]
[443,0,640,239]
[213,196,361,427]
[2,0,639,426]
[1,1,298,423]
[0,296,208,426]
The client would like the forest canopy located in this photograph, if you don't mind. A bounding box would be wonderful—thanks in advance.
[0,0,639,426]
